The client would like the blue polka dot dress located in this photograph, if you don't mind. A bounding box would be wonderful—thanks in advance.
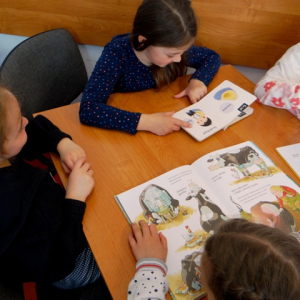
[80,34,221,134]
[127,258,168,300]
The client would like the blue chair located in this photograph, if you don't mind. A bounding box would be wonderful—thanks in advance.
[0,28,87,119]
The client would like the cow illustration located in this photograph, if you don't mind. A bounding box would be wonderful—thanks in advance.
[176,251,202,296]
[207,146,270,177]
[139,184,179,224]
[186,183,228,234]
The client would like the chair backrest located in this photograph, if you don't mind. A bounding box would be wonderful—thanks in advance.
[0,28,88,119]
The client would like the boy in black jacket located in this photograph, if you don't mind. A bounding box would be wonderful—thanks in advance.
[0,86,100,289]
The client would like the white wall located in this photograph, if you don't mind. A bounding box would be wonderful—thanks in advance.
[0,33,267,101]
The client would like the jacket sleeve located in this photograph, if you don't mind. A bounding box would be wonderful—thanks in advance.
[20,115,71,160]
[79,43,141,134]
[185,45,221,86]
[2,171,88,283]
[127,258,169,300]
[254,43,300,118]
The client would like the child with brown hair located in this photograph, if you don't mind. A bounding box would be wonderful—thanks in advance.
[127,218,300,300]
[80,0,221,136]
[0,86,100,289]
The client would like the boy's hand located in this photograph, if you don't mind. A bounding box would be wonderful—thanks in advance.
[137,112,192,135]
[128,220,168,262]
[174,79,207,103]
[57,138,86,174]
[65,157,94,202]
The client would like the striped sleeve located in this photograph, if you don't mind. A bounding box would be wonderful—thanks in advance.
[127,258,169,300]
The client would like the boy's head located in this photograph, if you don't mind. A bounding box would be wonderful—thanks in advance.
[0,86,28,162]
[202,218,300,300]
[187,109,212,126]
[197,117,212,126]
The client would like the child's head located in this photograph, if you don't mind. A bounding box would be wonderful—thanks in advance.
[131,0,198,88]
[0,86,28,162]
[187,109,212,126]
[202,218,300,300]
[197,117,212,127]
[131,0,197,51]
[270,185,284,197]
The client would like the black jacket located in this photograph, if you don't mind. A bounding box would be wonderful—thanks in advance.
[0,115,88,283]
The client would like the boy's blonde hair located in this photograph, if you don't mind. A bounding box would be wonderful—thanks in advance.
[204,218,300,300]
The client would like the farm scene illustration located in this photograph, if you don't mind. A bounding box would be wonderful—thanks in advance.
[118,142,300,299]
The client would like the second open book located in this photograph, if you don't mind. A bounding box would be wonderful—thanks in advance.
[115,141,300,300]
[173,80,257,141]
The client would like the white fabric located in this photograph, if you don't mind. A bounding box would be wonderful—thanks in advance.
[254,42,300,118]
[127,258,169,300]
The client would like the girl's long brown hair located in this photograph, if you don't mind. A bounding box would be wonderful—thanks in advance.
[204,219,300,300]
[130,0,197,89]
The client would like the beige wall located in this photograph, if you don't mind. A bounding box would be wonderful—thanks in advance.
[0,0,299,69]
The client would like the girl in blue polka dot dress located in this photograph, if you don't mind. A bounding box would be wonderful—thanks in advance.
[127,219,300,300]
[80,0,221,136]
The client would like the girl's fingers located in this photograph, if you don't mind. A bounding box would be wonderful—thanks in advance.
[159,232,168,248]
[131,222,142,241]
[128,231,137,246]
[149,223,159,237]
[139,220,150,237]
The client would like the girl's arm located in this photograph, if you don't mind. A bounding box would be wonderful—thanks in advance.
[79,43,141,134]
[254,43,300,118]
[185,46,221,86]
[127,258,168,300]
[255,78,300,117]
[174,46,221,103]
[127,221,169,300]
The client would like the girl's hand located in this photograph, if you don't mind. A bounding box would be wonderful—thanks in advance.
[65,157,94,202]
[137,112,192,135]
[128,220,168,262]
[174,79,208,104]
[57,138,86,174]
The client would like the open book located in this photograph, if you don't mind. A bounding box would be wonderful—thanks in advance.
[115,141,300,300]
[276,143,300,181]
[223,106,254,130]
[173,80,257,141]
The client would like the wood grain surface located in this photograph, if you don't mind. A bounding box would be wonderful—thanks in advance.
[0,0,300,68]
[35,65,300,299]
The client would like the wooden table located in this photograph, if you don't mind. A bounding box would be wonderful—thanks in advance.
[36,65,300,299]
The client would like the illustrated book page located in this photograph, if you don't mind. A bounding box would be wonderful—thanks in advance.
[115,141,300,300]
[276,143,300,181]
[173,80,257,141]
[223,106,254,130]
[190,141,300,233]
[115,165,213,300]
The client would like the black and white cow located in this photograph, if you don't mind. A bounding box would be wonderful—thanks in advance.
[207,146,270,177]
[179,251,202,295]
[186,188,228,234]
